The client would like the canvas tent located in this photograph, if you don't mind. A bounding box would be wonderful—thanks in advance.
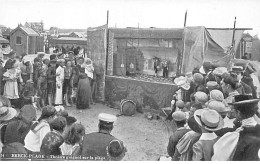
[181,26,246,73]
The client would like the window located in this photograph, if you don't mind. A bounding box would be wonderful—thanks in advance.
[16,36,22,44]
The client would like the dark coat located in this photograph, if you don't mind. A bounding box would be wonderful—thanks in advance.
[81,132,117,161]
[233,124,260,161]
[167,128,190,158]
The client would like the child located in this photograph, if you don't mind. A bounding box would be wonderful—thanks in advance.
[47,60,57,105]
[3,60,23,107]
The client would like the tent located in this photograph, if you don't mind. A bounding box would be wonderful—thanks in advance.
[181,26,246,73]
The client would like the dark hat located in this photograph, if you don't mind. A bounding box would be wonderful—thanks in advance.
[50,116,67,131]
[228,95,260,106]
[4,59,16,70]
[107,140,127,160]
[41,105,57,118]
[66,116,77,126]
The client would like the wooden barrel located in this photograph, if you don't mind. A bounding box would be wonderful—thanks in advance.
[120,99,136,116]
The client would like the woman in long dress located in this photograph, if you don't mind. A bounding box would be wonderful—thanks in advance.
[76,57,91,110]
[55,59,65,105]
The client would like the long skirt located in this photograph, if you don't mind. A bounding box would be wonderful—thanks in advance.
[55,81,63,105]
[76,77,91,109]
[4,81,19,99]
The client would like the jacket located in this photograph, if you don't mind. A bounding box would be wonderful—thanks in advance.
[81,132,117,161]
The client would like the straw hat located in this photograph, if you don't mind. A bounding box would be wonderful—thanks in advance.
[172,111,186,122]
[208,100,230,113]
[0,107,17,121]
[194,108,224,132]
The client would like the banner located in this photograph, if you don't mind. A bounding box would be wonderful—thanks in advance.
[87,24,108,101]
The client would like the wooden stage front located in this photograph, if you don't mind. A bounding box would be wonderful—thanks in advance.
[105,75,179,112]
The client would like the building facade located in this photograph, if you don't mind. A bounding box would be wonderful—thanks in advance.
[10,26,44,55]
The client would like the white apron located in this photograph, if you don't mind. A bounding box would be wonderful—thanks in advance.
[55,66,64,105]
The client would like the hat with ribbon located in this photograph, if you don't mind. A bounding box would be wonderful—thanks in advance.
[194,108,224,132]
[0,107,17,121]
[228,95,260,106]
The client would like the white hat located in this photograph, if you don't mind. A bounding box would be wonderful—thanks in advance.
[98,113,117,123]
[174,76,190,90]
[0,107,17,121]
[194,108,224,132]
[172,111,186,122]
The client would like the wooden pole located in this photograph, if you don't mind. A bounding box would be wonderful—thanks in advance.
[231,17,236,58]
[105,10,109,75]
[177,10,187,75]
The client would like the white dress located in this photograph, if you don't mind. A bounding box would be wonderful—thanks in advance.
[55,66,64,105]
[3,68,22,99]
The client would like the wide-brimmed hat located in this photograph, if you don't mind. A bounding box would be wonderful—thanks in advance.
[194,108,224,132]
[174,76,190,90]
[0,107,17,121]
[228,95,260,106]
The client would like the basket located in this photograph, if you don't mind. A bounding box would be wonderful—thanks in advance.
[120,99,136,116]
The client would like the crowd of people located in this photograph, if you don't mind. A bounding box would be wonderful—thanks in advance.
[0,51,127,161]
[1,50,260,161]
[0,51,97,110]
[166,61,260,161]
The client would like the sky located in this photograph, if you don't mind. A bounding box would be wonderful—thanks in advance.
[0,0,260,35]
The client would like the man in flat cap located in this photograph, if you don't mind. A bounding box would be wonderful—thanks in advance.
[167,111,190,160]
[81,113,122,161]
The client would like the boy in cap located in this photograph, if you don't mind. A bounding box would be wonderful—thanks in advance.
[167,111,190,160]
[192,109,224,161]
[81,113,123,161]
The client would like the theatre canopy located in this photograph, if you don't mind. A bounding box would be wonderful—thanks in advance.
[182,26,247,73]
